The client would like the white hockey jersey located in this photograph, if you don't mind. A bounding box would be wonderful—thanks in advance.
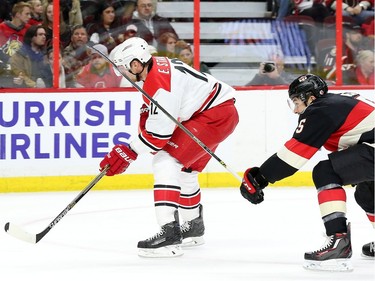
[130,56,236,154]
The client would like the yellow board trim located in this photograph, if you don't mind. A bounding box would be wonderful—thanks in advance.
[0,171,314,193]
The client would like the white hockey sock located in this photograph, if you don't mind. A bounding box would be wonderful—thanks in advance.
[155,206,178,226]
[152,151,183,226]
[180,207,200,222]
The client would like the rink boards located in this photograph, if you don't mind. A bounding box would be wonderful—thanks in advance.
[0,89,373,192]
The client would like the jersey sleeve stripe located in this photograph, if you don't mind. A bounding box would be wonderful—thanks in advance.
[137,130,174,152]
[145,130,173,139]
[139,133,163,151]
[277,138,319,169]
[284,138,319,158]
[277,146,310,169]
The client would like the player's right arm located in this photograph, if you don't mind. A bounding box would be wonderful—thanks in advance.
[130,88,181,154]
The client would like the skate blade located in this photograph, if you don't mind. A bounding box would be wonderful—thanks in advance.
[138,245,184,258]
[303,258,353,272]
[182,236,205,247]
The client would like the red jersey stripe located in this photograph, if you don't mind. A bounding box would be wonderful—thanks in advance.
[325,101,374,151]
[284,138,319,159]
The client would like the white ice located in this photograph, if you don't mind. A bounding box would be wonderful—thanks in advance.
[0,187,374,281]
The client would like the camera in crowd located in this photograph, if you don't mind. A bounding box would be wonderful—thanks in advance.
[263,62,276,73]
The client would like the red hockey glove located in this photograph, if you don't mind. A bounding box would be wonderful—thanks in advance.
[139,103,149,132]
[100,144,137,176]
[240,167,268,204]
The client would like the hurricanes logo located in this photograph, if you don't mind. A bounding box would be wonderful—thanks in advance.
[2,36,22,56]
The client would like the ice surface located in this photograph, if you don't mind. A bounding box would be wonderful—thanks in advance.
[0,187,374,281]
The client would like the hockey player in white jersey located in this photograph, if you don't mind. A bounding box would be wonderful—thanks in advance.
[99,37,239,257]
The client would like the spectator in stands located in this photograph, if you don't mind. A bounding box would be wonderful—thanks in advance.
[293,0,331,23]
[130,0,178,46]
[63,24,91,88]
[86,1,124,54]
[0,1,31,60]
[10,24,52,88]
[118,24,138,44]
[0,0,12,23]
[175,40,211,74]
[108,43,132,88]
[28,0,43,25]
[116,0,136,26]
[343,49,374,85]
[47,47,66,88]
[75,44,122,88]
[318,24,371,80]
[157,32,178,59]
[343,24,371,65]
[246,52,297,86]
[148,44,157,56]
[326,0,374,26]
[41,2,71,48]
[275,0,293,20]
[362,17,374,38]
[66,0,83,27]
[109,39,158,88]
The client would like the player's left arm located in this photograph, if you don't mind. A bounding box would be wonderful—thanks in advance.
[240,154,297,204]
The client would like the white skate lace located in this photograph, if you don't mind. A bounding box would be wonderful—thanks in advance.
[180,221,191,233]
[313,235,334,253]
[146,228,166,241]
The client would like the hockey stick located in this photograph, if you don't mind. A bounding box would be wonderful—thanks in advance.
[89,44,242,183]
[4,165,110,243]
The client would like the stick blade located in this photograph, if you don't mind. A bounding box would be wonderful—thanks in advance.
[4,222,37,244]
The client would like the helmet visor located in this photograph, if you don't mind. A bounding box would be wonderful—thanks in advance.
[287,96,307,114]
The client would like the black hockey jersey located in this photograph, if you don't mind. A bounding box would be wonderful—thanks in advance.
[260,92,374,183]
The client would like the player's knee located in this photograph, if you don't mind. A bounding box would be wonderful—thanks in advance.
[153,151,183,185]
[312,160,342,190]
[354,181,375,213]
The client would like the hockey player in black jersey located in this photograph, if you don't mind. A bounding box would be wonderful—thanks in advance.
[240,74,374,271]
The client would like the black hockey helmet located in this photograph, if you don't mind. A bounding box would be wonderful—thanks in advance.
[288,74,328,102]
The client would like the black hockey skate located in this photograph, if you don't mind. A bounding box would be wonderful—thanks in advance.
[362,241,375,258]
[303,223,353,271]
[181,204,205,247]
[137,211,183,258]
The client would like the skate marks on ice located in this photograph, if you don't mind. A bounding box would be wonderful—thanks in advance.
[0,188,373,281]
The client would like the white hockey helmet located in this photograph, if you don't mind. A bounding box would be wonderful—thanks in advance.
[113,37,152,70]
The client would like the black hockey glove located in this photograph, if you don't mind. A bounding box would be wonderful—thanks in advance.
[240,167,268,204]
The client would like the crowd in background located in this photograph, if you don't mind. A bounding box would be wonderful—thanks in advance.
[0,0,373,88]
